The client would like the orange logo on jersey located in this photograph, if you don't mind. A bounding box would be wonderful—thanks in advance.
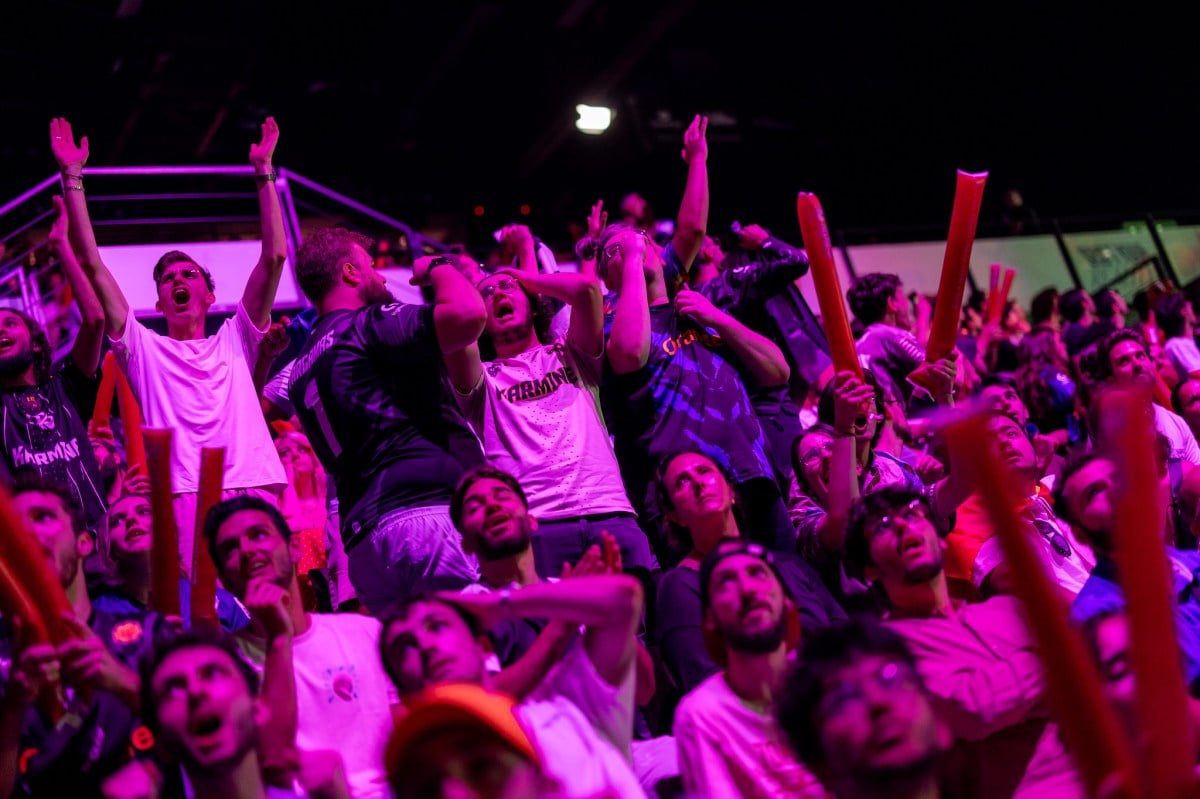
[131,725,155,751]
[112,620,143,646]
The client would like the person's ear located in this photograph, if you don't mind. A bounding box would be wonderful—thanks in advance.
[204,291,216,306]
[288,534,304,566]
[154,300,162,313]
[528,513,538,533]
[342,261,360,286]
[77,531,95,559]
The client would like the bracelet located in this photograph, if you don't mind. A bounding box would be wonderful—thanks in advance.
[254,170,277,183]
[65,184,85,193]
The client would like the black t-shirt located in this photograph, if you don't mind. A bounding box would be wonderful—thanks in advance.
[0,362,107,532]
[287,303,482,548]
[601,303,775,516]
[1,607,171,799]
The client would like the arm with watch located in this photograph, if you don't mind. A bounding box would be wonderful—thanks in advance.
[241,117,287,329]
[413,253,487,360]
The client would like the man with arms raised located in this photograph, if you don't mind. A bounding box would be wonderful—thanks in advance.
[50,117,288,570]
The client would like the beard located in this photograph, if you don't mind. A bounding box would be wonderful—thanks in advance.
[490,316,535,350]
[475,520,533,562]
[722,612,787,655]
[902,549,945,585]
[359,281,396,305]
[0,343,35,380]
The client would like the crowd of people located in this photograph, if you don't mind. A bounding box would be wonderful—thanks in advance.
[0,111,1198,799]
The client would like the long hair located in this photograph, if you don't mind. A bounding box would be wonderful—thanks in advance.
[1014,327,1071,428]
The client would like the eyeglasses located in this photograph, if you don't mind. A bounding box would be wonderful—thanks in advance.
[478,277,518,301]
[598,230,649,267]
[818,659,920,718]
[799,441,835,465]
[1031,517,1073,558]
[158,267,203,287]
[865,499,929,539]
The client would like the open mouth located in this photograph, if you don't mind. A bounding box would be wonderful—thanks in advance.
[0,336,13,352]
[242,558,272,581]
[493,300,515,321]
[189,712,223,740]
[483,510,512,534]
[172,286,191,305]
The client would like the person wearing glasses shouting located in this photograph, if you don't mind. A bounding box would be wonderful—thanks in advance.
[844,486,1086,799]
[443,261,657,580]
[49,117,289,574]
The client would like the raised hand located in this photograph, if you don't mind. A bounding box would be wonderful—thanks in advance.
[681,114,709,164]
[121,463,151,496]
[249,117,280,169]
[49,118,88,173]
[737,223,771,250]
[48,195,69,247]
[586,199,608,239]
[599,530,622,574]
[562,544,604,579]
[831,371,877,435]
[244,579,294,641]
[498,224,534,254]
[261,316,292,359]
[8,638,61,705]
[674,286,727,329]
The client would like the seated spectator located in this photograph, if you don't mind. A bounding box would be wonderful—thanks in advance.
[93,492,249,632]
[274,430,330,610]
[654,449,844,694]
[204,495,397,799]
[379,576,646,798]
[1058,452,1200,691]
[845,487,1084,799]
[1157,292,1200,381]
[1092,328,1200,465]
[673,539,824,797]
[1173,376,1200,441]
[775,620,951,799]
[385,683,568,799]
[0,475,171,798]
[788,370,967,608]
[945,412,1094,600]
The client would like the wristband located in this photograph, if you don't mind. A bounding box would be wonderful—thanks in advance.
[254,171,277,183]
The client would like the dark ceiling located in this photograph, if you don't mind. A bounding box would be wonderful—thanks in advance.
[4,1,1200,251]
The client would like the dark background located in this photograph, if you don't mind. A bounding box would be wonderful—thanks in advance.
[4,1,1199,251]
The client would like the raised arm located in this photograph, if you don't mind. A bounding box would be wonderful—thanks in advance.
[675,287,789,386]
[605,235,653,374]
[241,118,287,329]
[498,225,539,275]
[671,115,709,272]
[50,118,130,338]
[498,267,604,357]
[48,195,105,376]
[578,199,607,279]
[411,255,487,357]
[444,574,643,688]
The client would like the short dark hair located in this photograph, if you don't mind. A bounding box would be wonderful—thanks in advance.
[140,628,259,732]
[775,619,921,768]
[295,227,375,303]
[844,486,929,573]
[1095,328,1148,383]
[12,472,86,537]
[0,308,53,385]
[652,447,738,550]
[377,591,484,692]
[1094,289,1121,321]
[1052,451,1103,530]
[152,250,215,293]
[977,372,1019,395]
[846,273,901,326]
[1029,288,1059,327]
[1154,293,1190,340]
[1173,377,1200,416]
[1060,289,1090,324]
[203,495,293,573]
[449,465,528,532]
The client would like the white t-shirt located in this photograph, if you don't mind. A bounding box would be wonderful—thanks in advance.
[237,613,397,799]
[673,672,825,799]
[113,304,286,493]
[519,638,644,798]
[458,339,633,520]
[1166,336,1200,380]
[1154,402,1200,466]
